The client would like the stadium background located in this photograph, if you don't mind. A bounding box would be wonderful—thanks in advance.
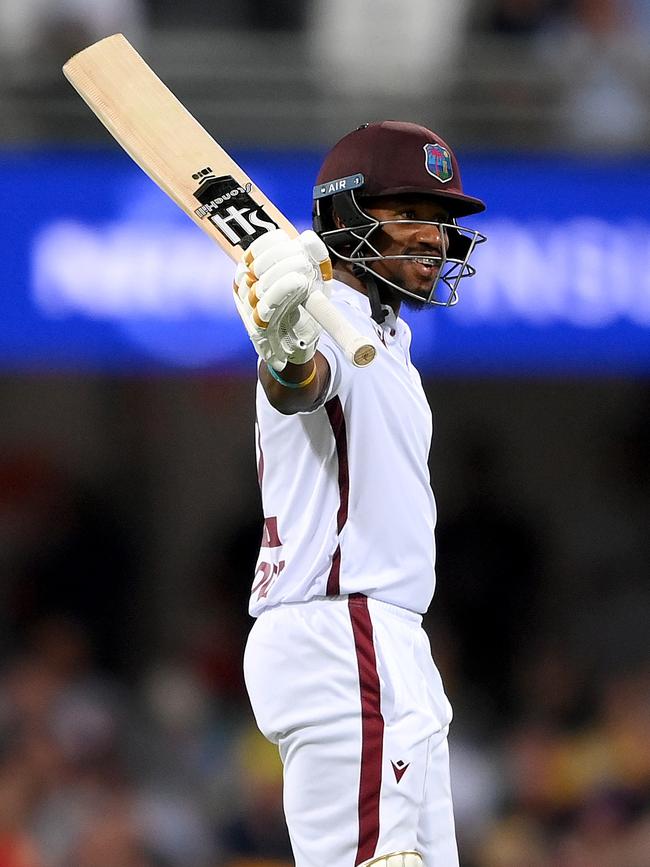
[1,2,649,865]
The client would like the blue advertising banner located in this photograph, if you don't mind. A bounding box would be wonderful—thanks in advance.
[1,149,649,374]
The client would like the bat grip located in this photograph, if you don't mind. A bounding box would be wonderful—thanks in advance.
[304,290,376,367]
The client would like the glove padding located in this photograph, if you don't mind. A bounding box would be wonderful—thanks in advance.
[233,228,331,371]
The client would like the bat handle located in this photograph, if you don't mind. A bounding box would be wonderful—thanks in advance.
[304,290,376,368]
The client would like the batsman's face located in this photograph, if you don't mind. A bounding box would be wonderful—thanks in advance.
[361,195,450,300]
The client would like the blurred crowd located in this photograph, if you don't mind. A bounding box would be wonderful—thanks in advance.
[0,617,648,867]
[2,0,649,40]
[1,0,649,149]
[0,380,648,867]
[2,607,648,867]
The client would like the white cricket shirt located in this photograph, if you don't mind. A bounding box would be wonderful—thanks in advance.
[250,280,437,616]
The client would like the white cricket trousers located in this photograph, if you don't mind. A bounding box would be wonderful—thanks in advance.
[243,594,459,867]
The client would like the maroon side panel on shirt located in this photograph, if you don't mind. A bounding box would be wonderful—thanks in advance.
[348,593,385,865]
[325,396,350,595]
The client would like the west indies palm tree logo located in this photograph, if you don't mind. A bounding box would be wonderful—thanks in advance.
[423,143,453,183]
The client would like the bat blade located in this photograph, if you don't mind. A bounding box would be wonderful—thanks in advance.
[63,34,376,367]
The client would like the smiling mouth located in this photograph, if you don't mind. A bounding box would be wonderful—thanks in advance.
[411,256,441,279]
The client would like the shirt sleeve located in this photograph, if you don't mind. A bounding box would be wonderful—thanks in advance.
[315,329,349,404]
[311,289,376,406]
[302,286,376,412]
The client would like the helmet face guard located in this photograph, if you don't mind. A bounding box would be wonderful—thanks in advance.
[315,189,486,307]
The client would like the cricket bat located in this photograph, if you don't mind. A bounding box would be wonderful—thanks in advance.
[62,34,376,367]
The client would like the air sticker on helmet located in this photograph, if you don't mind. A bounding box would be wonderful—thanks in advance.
[313,173,364,199]
[424,143,453,183]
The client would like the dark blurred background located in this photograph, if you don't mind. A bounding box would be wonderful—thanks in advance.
[1,2,649,866]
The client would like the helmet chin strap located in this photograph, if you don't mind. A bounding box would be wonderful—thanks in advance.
[353,264,388,324]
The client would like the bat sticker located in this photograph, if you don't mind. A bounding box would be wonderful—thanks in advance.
[193,174,278,249]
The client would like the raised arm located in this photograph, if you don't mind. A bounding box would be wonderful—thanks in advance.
[234,229,333,413]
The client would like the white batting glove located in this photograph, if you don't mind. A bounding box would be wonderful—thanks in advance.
[233,229,331,371]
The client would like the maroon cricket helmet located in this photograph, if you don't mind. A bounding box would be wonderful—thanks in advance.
[314,120,485,218]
